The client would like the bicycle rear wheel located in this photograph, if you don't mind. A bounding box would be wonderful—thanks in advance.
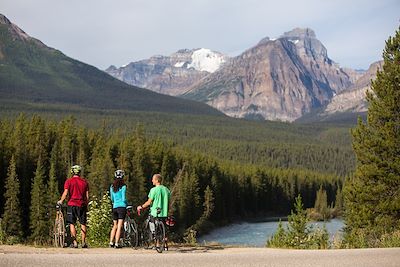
[155,221,166,253]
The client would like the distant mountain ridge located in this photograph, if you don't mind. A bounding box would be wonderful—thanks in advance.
[323,61,383,114]
[183,28,357,121]
[0,14,223,116]
[106,48,228,96]
[107,28,375,122]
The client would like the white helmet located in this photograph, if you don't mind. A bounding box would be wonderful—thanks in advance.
[114,169,125,179]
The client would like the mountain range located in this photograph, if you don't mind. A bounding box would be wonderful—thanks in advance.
[0,13,381,123]
[0,14,222,117]
[106,29,381,122]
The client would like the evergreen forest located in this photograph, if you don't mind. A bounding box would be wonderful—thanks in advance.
[0,113,346,244]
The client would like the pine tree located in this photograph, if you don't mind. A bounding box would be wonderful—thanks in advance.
[0,120,12,216]
[130,137,150,205]
[160,150,177,188]
[12,114,32,238]
[87,136,114,199]
[314,186,329,221]
[287,195,309,247]
[77,127,91,177]
[333,188,343,217]
[2,156,23,241]
[29,157,49,244]
[59,117,78,178]
[47,152,60,232]
[202,185,214,219]
[344,26,400,247]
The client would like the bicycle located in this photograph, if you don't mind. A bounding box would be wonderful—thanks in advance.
[53,203,66,247]
[142,207,166,253]
[121,205,139,248]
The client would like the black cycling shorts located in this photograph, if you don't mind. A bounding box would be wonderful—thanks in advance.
[66,205,87,225]
[112,207,127,220]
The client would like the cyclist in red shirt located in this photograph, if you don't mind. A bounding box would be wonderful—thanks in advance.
[58,165,89,248]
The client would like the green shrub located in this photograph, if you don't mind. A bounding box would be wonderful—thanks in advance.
[86,192,112,247]
[266,220,287,248]
[0,218,5,244]
[266,195,329,249]
[183,228,198,245]
[380,230,400,247]
[0,217,23,245]
[343,229,400,248]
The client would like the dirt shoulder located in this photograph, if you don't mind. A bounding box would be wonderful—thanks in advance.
[0,244,230,254]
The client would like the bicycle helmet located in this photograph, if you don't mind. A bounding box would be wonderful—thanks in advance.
[114,169,125,179]
[70,165,81,175]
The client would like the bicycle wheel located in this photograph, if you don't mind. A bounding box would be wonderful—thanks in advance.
[155,220,166,253]
[141,220,153,249]
[54,212,65,247]
[123,217,139,248]
[130,219,139,248]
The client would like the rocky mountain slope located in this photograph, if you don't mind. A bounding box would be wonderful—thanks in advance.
[183,28,356,121]
[108,27,380,123]
[323,61,383,114]
[106,48,228,96]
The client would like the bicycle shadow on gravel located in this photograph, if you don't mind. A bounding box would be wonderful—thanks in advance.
[174,244,226,253]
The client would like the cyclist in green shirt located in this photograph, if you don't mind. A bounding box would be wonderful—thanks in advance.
[137,174,171,248]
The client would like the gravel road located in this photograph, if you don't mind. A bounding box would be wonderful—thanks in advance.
[1,245,399,267]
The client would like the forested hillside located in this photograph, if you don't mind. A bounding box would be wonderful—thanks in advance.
[0,114,345,243]
[0,104,355,177]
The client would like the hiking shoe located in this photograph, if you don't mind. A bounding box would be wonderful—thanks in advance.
[109,243,115,248]
[115,244,123,249]
[82,243,88,248]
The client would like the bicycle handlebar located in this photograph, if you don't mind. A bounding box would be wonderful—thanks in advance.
[55,203,66,209]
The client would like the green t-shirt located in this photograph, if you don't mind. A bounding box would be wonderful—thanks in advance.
[148,185,171,217]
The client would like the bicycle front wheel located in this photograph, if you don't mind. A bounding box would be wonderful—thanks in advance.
[141,219,152,249]
[123,217,139,248]
[155,221,166,253]
[54,212,65,247]
[130,219,139,248]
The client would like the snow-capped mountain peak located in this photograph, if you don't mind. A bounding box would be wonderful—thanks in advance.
[186,48,226,73]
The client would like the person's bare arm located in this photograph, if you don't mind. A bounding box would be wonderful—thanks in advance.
[137,198,152,213]
[58,189,68,204]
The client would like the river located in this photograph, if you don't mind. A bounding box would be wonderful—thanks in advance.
[198,218,344,247]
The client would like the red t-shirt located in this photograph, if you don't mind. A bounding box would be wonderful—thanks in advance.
[64,175,89,207]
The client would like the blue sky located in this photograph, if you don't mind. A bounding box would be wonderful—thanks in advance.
[2,0,399,70]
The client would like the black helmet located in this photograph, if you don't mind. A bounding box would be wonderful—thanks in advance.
[114,169,125,179]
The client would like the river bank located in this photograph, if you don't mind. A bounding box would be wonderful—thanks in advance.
[198,218,344,247]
